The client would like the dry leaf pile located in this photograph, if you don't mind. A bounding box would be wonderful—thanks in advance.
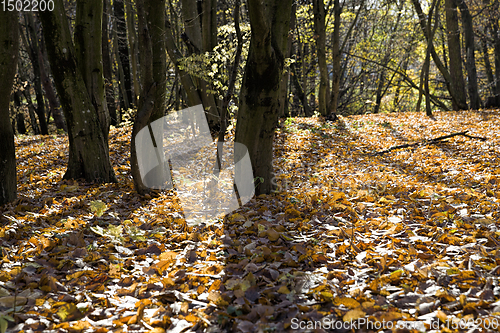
[1,110,500,332]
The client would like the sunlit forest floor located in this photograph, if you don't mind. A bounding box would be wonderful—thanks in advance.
[1,110,500,332]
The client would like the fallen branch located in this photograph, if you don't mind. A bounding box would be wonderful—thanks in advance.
[373,131,487,155]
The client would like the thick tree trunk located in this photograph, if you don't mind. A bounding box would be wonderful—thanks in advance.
[130,0,167,195]
[75,0,110,141]
[457,0,480,109]
[0,9,19,205]
[39,1,116,183]
[114,0,134,109]
[313,0,329,116]
[444,0,467,110]
[235,0,293,195]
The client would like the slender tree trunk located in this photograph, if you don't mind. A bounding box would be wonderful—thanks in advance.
[181,0,220,136]
[457,0,480,109]
[38,33,66,131]
[145,0,166,121]
[482,39,495,92]
[444,0,467,110]
[102,0,118,126]
[20,87,41,134]
[114,0,134,108]
[330,0,342,116]
[16,112,27,135]
[22,13,48,134]
[125,0,141,105]
[313,0,328,116]
[235,0,293,195]
[411,0,467,110]
[491,15,500,105]
[279,2,296,117]
[165,17,203,108]
[39,1,116,183]
[0,9,19,205]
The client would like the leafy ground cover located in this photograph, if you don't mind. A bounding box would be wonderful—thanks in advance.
[1,110,500,333]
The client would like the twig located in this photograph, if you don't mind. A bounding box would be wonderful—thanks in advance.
[372,131,487,156]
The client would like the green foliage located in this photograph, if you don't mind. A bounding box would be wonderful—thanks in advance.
[0,314,14,333]
[178,23,251,102]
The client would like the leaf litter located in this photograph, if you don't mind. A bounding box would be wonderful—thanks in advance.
[1,110,500,332]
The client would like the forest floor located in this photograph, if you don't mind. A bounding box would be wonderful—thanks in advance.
[1,110,500,333]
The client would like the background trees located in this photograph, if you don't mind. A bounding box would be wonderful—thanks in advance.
[2,0,500,203]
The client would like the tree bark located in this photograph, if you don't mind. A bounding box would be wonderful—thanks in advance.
[102,0,118,126]
[38,32,66,131]
[313,0,329,116]
[114,0,134,109]
[0,9,19,205]
[411,0,467,110]
[130,0,167,195]
[330,0,342,116]
[125,0,141,106]
[21,13,49,135]
[181,0,220,137]
[39,1,116,183]
[457,0,480,109]
[235,0,293,195]
[444,0,467,110]
[75,0,110,141]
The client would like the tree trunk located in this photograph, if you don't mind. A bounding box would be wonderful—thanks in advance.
[482,39,495,93]
[330,0,342,116]
[313,0,329,116]
[75,0,110,141]
[125,0,141,106]
[38,32,66,131]
[0,9,19,205]
[235,0,293,195]
[22,13,49,134]
[279,2,296,118]
[181,0,220,136]
[39,1,116,183]
[411,0,467,110]
[457,0,480,109]
[130,0,167,195]
[114,0,134,109]
[16,112,27,135]
[444,0,467,110]
[102,0,118,126]
[145,0,166,121]
[491,13,500,105]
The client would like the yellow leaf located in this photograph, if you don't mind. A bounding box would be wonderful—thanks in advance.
[267,228,280,241]
[333,297,360,309]
[57,303,80,322]
[278,285,291,294]
[343,309,365,321]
